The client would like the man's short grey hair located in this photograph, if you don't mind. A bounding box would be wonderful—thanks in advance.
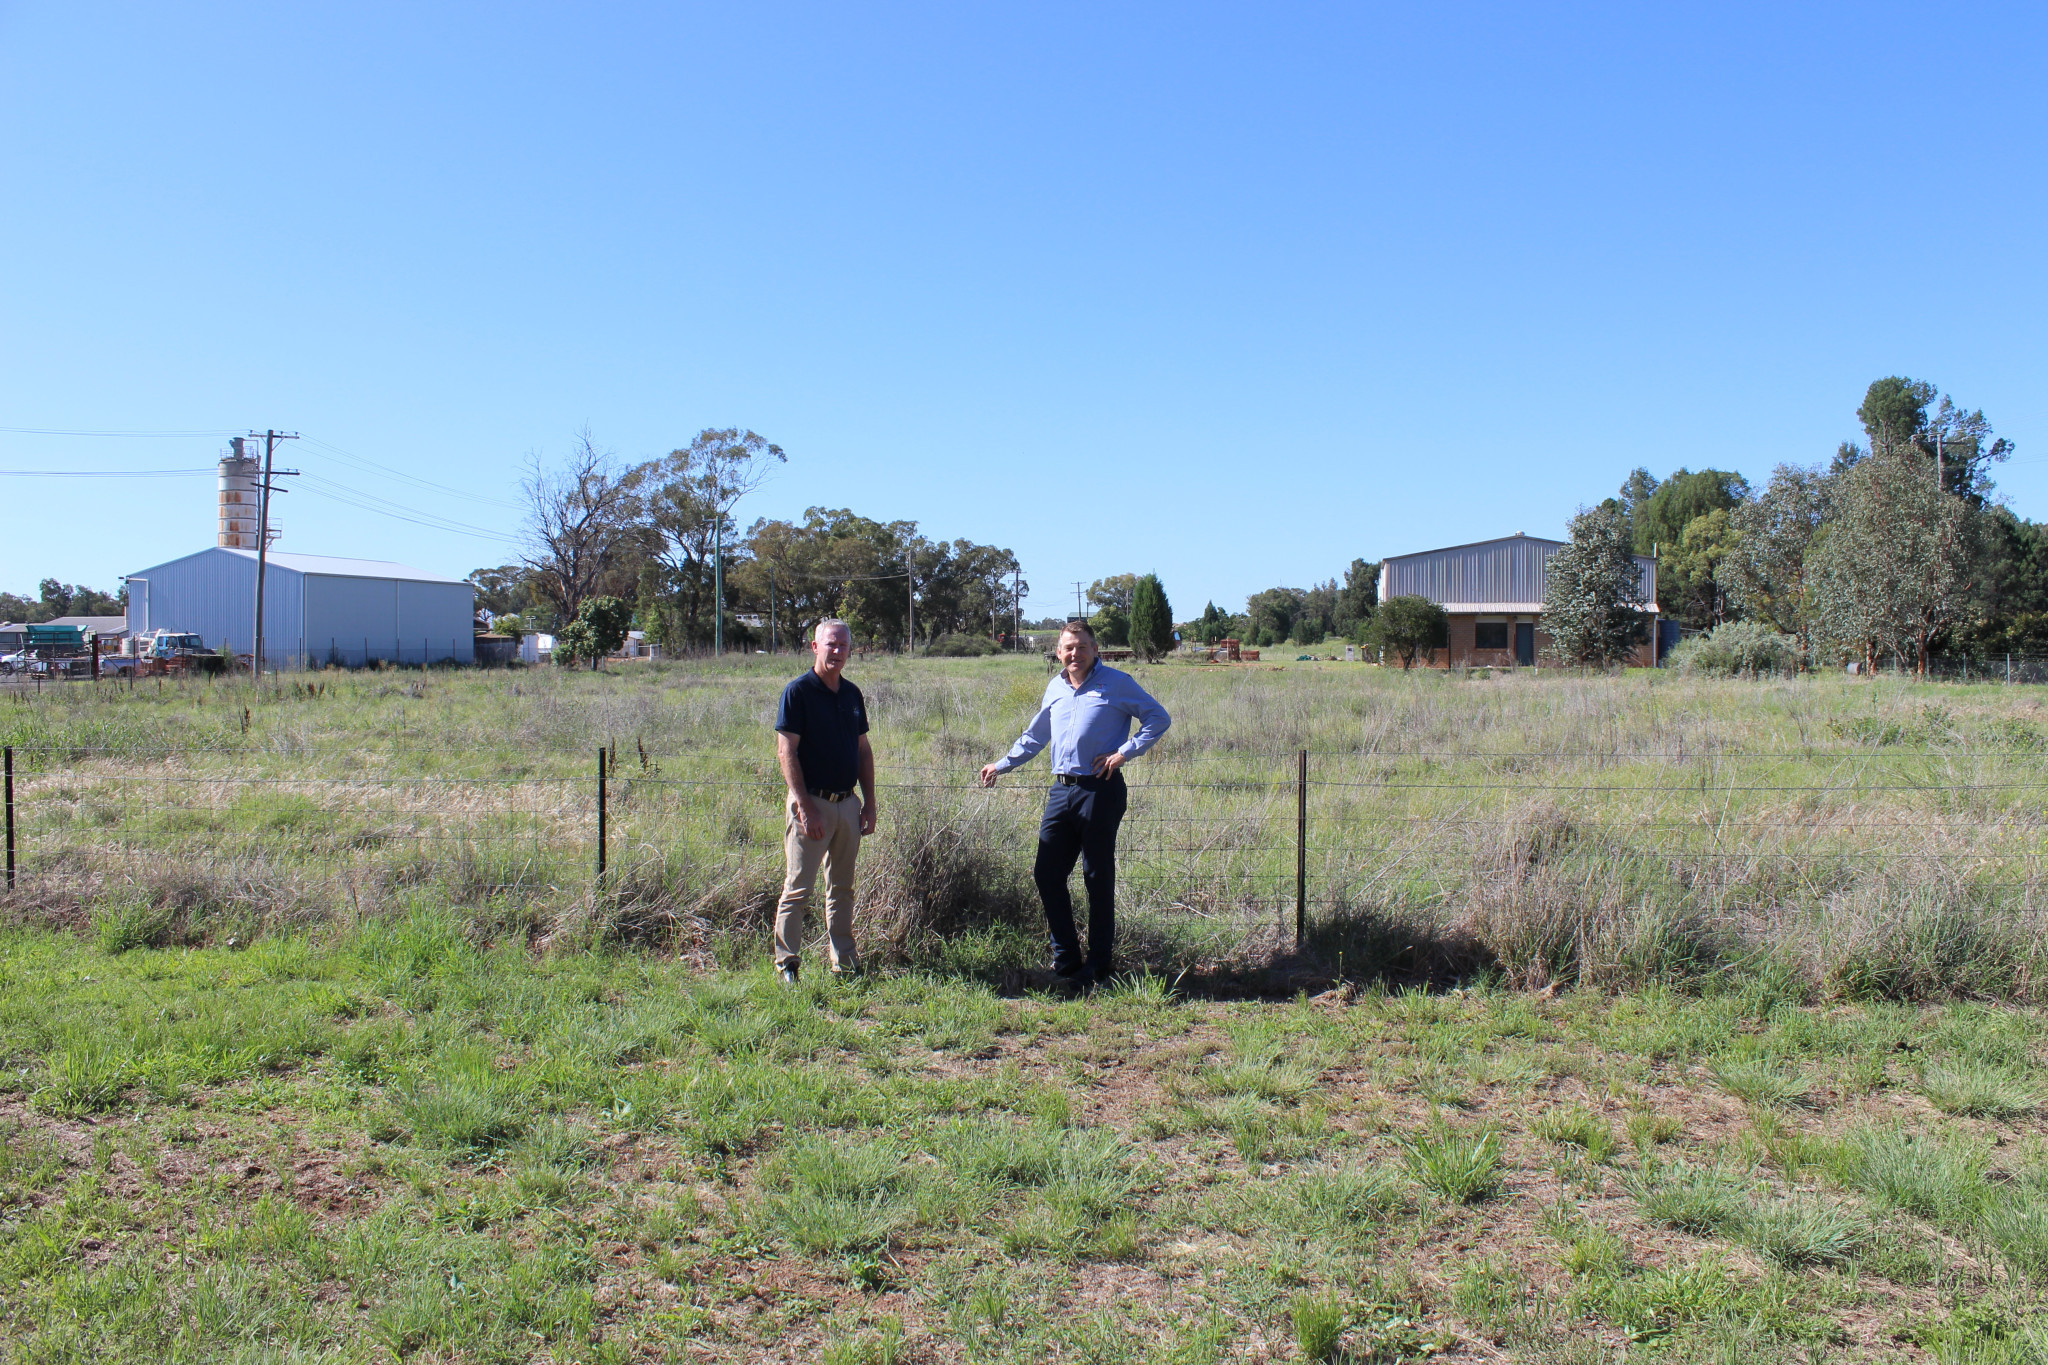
[814,618,852,642]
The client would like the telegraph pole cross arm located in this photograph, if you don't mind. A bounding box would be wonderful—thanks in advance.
[249,430,301,680]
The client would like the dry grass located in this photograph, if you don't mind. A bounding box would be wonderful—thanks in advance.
[8,658,2048,1002]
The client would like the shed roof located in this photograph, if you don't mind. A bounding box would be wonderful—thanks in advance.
[1380,532,1564,563]
[44,616,129,634]
[127,546,467,585]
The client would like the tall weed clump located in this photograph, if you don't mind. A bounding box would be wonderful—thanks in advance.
[856,790,1037,957]
[1791,877,2048,1004]
[1463,804,1735,990]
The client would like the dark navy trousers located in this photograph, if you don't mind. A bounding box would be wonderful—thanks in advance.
[1034,773,1128,970]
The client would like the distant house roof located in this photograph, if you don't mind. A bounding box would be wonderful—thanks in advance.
[44,615,129,635]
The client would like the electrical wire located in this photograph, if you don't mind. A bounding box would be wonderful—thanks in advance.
[0,468,216,477]
[300,436,524,512]
[0,426,230,438]
[295,473,521,546]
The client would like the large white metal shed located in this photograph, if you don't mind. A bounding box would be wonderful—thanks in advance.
[124,548,476,669]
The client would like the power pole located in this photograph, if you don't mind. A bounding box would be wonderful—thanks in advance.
[905,551,915,656]
[1012,566,1022,651]
[249,429,299,680]
[769,562,777,654]
[713,520,723,656]
[1073,582,1085,621]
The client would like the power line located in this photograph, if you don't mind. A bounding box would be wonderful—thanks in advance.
[295,477,521,545]
[0,426,230,438]
[296,471,516,541]
[0,468,216,477]
[300,436,523,512]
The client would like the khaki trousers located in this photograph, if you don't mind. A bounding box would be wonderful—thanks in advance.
[773,794,862,968]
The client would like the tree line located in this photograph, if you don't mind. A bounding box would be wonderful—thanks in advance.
[1545,376,2031,671]
[472,430,1028,656]
[1127,375,2032,674]
[0,580,124,626]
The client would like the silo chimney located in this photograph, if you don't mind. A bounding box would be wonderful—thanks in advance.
[218,438,265,548]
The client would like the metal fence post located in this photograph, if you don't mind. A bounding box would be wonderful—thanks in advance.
[4,746,14,890]
[596,746,608,891]
[1295,748,1307,950]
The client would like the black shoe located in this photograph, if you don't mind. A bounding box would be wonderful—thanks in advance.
[1051,958,1085,979]
[778,963,800,986]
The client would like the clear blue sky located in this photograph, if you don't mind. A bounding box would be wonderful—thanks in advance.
[4,2,2042,620]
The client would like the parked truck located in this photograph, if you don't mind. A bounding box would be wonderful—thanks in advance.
[134,630,216,676]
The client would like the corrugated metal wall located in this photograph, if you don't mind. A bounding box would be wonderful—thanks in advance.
[128,548,475,668]
[1381,537,1657,608]
[123,548,304,665]
[303,575,474,666]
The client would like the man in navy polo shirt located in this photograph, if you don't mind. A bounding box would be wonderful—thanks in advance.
[979,619,1171,984]
[772,618,877,984]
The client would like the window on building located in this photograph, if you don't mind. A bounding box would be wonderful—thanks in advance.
[1474,622,1509,650]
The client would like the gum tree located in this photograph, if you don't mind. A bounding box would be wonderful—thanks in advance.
[1807,445,1974,674]
[1542,504,1646,666]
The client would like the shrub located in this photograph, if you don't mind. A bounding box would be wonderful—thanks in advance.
[926,633,999,657]
[1668,621,1803,677]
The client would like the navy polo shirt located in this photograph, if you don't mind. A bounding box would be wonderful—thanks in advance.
[774,670,869,793]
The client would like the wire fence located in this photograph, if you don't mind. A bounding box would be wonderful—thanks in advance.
[9,737,2048,954]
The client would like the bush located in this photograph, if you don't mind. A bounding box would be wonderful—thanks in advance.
[1669,621,1802,677]
[926,633,999,657]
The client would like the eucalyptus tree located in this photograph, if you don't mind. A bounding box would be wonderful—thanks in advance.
[1542,503,1647,667]
[1721,463,1830,649]
[520,429,644,625]
[632,428,785,648]
[1807,445,1975,674]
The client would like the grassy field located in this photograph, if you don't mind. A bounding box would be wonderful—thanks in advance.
[4,658,2048,1361]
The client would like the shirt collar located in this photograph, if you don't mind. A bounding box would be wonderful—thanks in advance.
[1063,658,1101,690]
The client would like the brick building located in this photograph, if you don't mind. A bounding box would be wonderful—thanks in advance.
[1376,532,1659,668]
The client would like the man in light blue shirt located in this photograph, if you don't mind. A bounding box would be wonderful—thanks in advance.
[979,619,1171,983]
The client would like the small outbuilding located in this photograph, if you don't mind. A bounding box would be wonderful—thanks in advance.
[1377,532,1660,668]
[124,547,476,669]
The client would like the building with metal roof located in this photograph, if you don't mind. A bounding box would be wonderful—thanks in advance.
[1376,532,1660,667]
[124,547,475,669]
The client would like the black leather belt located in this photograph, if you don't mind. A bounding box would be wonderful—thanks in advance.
[806,787,856,801]
[1054,772,1122,787]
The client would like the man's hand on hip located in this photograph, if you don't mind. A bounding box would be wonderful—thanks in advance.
[860,800,878,836]
[793,796,824,841]
[1091,751,1127,778]
[978,763,1002,788]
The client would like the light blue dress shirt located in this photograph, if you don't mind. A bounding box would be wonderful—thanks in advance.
[994,661,1172,777]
